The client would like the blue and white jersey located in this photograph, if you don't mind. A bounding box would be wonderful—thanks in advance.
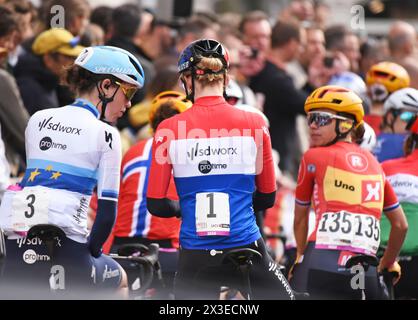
[0,99,121,242]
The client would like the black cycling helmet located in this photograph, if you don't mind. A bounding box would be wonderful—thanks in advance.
[178,39,229,102]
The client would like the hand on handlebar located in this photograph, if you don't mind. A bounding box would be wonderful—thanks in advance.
[379,261,401,285]
[288,253,304,282]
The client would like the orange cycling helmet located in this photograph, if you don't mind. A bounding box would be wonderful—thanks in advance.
[149,91,192,126]
[366,62,410,102]
[305,85,364,125]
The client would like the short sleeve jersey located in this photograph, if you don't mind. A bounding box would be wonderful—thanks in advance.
[0,99,121,242]
[147,96,276,250]
[295,141,399,245]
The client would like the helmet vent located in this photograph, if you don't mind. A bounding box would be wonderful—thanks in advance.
[331,99,343,104]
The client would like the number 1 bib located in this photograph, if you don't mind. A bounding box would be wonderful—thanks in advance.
[11,188,50,232]
[315,211,380,255]
[195,192,230,236]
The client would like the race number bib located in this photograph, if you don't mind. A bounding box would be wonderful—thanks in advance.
[315,211,380,255]
[11,188,49,232]
[195,192,230,236]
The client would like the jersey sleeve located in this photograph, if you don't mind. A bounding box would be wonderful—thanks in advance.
[147,119,174,199]
[383,178,400,212]
[254,120,276,194]
[97,125,122,201]
[295,150,316,206]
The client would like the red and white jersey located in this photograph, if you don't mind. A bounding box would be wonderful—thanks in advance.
[114,138,180,247]
[295,141,399,255]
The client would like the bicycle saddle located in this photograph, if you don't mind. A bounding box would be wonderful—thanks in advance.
[345,254,379,270]
[27,224,66,242]
[223,248,262,266]
[117,243,149,257]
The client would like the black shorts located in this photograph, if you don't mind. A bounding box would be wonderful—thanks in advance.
[0,235,123,298]
[290,242,383,300]
[174,237,295,300]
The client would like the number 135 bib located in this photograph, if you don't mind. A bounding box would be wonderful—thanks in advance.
[315,211,380,255]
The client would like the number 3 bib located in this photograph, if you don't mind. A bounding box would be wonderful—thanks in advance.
[11,187,50,232]
[195,192,230,236]
[315,211,380,256]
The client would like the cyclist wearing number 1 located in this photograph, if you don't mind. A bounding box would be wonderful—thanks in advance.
[0,46,145,296]
[290,85,408,299]
[146,39,294,300]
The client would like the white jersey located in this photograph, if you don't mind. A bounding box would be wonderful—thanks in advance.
[0,98,121,242]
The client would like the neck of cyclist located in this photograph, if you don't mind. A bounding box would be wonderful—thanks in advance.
[193,79,225,100]
[79,88,111,115]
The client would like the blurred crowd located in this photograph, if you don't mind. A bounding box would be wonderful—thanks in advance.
[1,0,418,225]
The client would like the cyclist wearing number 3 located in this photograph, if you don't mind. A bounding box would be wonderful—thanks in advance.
[290,85,408,299]
[146,39,294,300]
[0,46,144,296]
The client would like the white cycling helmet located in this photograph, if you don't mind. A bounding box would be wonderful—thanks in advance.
[225,79,244,105]
[383,87,418,114]
[358,122,377,151]
[328,72,367,97]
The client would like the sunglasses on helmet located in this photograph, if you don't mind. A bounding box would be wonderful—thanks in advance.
[115,81,138,101]
[307,111,351,127]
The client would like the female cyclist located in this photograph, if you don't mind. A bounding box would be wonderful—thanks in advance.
[146,39,294,300]
[290,85,408,299]
[0,46,144,297]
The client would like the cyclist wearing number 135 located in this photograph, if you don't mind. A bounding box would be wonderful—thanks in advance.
[146,39,294,300]
[290,85,408,300]
[0,46,144,295]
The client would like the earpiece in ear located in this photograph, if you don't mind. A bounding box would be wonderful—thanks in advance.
[339,121,353,133]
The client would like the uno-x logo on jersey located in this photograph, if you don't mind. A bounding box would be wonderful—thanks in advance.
[39,136,67,151]
[361,180,382,202]
[187,142,237,161]
[38,117,82,135]
[324,167,383,209]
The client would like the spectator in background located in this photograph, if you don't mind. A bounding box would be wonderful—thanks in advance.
[80,23,104,46]
[90,5,113,42]
[0,5,29,174]
[250,21,308,179]
[175,16,218,54]
[14,28,84,115]
[313,0,330,30]
[280,0,314,25]
[325,25,361,74]
[107,3,155,109]
[238,11,271,78]
[388,21,418,89]
[287,25,325,89]
[135,13,175,62]
[359,37,389,79]
[4,0,36,68]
